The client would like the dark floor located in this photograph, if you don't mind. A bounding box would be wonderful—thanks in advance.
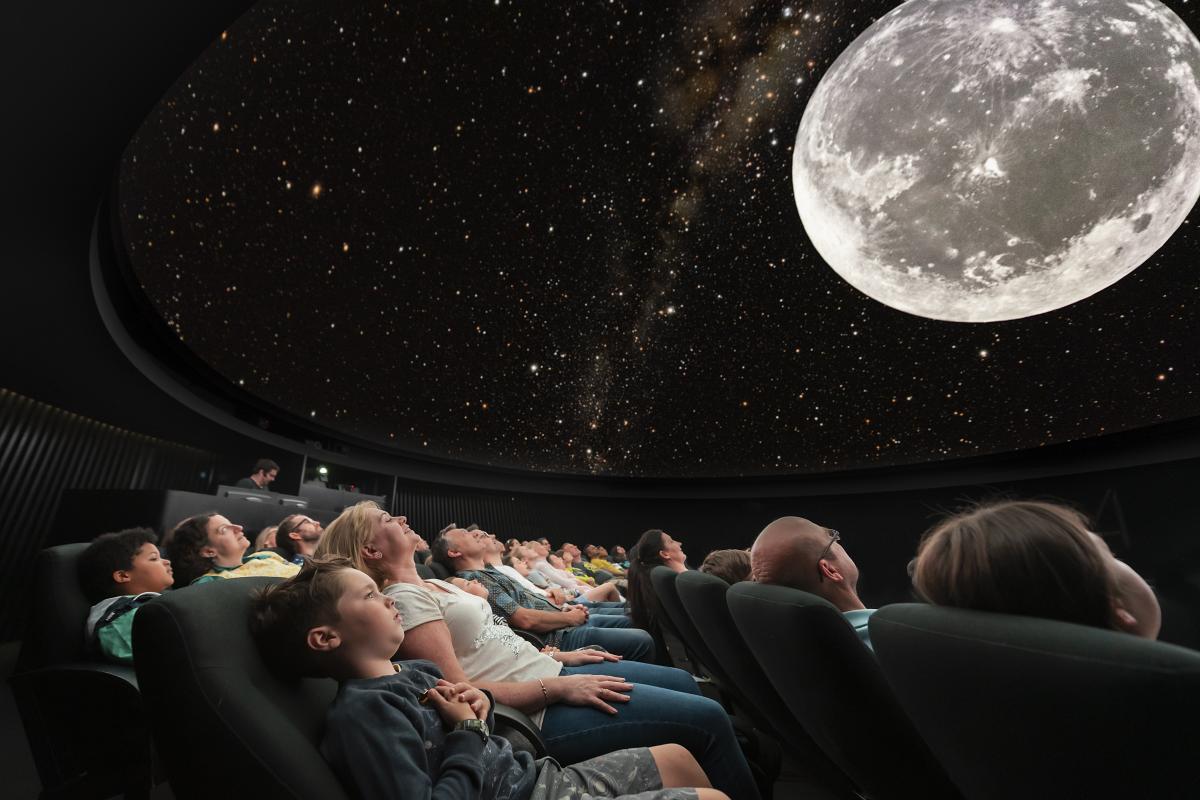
[1,641,43,800]
[1,641,175,800]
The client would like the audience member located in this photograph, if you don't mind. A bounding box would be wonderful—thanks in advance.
[698,549,751,585]
[273,514,325,564]
[253,525,278,552]
[163,513,300,586]
[561,543,605,584]
[586,546,627,577]
[78,528,174,663]
[610,545,630,569]
[431,527,657,662]
[249,558,727,800]
[626,529,689,647]
[314,504,757,796]
[526,542,625,604]
[912,500,1161,638]
[1095,536,1162,639]
[750,517,874,648]
[235,458,279,491]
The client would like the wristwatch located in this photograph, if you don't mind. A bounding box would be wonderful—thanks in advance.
[453,718,490,743]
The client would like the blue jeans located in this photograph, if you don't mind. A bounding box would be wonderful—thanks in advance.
[542,662,760,800]
[581,613,631,629]
[559,625,654,663]
[576,599,628,611]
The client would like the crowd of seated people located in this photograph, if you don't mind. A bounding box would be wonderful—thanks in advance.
[311,502,756,797]
[65,495,1167,798]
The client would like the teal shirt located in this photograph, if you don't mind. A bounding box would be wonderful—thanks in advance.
[86,593,160,664]
[843,608,877,651]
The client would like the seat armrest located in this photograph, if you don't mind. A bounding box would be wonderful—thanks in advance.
[11,661,140,691]
[493,703,547,758]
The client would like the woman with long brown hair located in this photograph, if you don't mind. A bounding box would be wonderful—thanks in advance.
[912,499,1158,636]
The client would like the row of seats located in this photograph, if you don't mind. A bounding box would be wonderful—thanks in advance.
[10,544,543,800]
[649,566,1200,799]
[13,543,1200,799]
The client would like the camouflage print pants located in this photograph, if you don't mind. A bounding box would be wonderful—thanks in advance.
[529,747,699,800]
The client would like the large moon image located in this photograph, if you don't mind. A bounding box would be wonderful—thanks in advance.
[793,0,1200,322]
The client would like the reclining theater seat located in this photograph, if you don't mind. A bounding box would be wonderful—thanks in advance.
[726,582,960,800]
[133,577,349,800]
[671,569,859,798]
[134,576,546,799]
[649,568,783,796]
[11,543,154,799]
[870,603,1200,800]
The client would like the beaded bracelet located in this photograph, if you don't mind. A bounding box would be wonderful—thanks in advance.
[537,677,550,707]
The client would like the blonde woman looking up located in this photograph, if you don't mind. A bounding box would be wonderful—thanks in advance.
[314,502,760,800]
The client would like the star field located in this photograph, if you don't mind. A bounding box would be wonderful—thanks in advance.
[118,0,1200,478]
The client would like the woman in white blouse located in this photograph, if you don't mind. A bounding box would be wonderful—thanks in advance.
[314,501,761,800]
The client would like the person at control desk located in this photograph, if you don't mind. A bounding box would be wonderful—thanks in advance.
[235,458,279,492]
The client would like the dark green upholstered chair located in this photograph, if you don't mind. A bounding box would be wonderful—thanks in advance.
[10,543,154,799]
[727,583,961,800]
[870,604,1200,800]
[649,568,784,798]
[671,568,859,798]
[133,576,544,799]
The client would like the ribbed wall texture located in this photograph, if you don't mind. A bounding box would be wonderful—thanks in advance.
[0,388,216,639]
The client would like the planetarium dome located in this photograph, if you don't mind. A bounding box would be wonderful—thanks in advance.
[110,0,1200,480]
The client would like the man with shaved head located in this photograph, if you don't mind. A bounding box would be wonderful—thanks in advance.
[750,516,876,648]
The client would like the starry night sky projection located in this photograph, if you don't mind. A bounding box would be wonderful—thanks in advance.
[119,0,1200,478]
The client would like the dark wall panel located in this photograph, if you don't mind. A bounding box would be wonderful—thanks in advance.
[0,388,216,638]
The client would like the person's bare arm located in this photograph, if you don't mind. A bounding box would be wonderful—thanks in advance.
[509,605,587,633]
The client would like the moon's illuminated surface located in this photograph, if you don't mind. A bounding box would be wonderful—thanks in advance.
[793,0,1200,322]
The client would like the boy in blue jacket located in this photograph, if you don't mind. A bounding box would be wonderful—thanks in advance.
[250,557,727,800]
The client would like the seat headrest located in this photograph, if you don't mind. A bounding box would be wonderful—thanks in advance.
[133,577,348,799]
[17,543,92,671]
[870,604,1200,797]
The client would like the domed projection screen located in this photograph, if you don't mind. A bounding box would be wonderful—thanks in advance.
[119,0,1200,478]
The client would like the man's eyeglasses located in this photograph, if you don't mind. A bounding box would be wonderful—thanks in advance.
[816,529,840,583]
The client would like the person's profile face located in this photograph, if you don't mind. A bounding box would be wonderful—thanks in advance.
[370,512,419,556]
[205,515,248,559]
[333,569,405,654]
[660,533,685,564]
[122,543,174,593]
[265,469,278,484]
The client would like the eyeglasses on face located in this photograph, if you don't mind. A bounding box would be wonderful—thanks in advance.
[816,528,841,583]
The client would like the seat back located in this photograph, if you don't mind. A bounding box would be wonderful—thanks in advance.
[415,563,435,580]
[428,560,451,580]
[133,577,349,800]
[16,543,92,672]
[727,583,960,800]
[674,570,856,795]
[648,567,710,672]
[11,543,153,797]
[871,604,1200,799]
